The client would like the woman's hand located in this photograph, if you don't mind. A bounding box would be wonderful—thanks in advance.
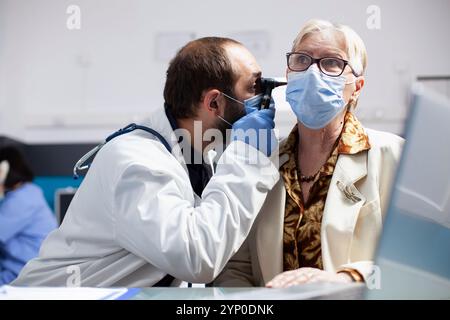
[266,267,353,288]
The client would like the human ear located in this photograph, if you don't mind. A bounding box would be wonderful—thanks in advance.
[202,89,223,114]
[351,76,365,101]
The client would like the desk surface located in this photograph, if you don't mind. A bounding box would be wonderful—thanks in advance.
[0,283,365,300]
[131,283,365,300]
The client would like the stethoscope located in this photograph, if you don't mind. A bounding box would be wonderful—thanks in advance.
[72,123,191,287]
[73,123,171,179]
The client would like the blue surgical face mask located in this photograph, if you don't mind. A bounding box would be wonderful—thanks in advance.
[286,67,348,129]
[217,93,263,127]
[222,93,263,115]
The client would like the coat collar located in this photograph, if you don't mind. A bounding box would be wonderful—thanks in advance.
[141,107,189,175]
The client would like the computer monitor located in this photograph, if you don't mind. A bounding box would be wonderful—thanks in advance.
[54,188,77,225]
[366,85,450,299]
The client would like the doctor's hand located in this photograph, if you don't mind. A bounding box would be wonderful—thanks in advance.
[266,267,353,288]
[231,106,277,156]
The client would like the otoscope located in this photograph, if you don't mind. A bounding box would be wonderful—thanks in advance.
[259,77,287,109]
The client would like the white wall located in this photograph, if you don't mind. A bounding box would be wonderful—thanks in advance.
[1,0,449,143]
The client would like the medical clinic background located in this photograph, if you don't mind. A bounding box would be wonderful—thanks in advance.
[0,0,449,297]
[2,0,449,141]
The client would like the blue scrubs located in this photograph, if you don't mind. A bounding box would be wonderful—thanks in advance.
[0,182,57,285]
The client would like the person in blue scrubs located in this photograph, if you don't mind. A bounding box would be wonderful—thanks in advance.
[0,146,57,285]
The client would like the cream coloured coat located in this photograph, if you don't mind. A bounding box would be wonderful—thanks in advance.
[214,128,404,286]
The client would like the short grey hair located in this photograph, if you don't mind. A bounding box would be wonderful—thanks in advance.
[292,19,368,76]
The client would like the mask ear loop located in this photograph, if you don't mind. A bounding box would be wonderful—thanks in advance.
[221,92,244,106]
[214,93,237,127]
[346,75,360,112]
[345,76,356,85]
[217,115,232,127]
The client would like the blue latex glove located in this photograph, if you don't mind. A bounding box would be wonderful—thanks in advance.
[244,96,275,115]
[231,106,277,156]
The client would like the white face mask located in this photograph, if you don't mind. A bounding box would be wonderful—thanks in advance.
[0,160,10,200]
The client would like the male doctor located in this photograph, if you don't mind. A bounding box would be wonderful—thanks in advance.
[13,37,279,287]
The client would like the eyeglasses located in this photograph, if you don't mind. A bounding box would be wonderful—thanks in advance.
[286,52,359,77]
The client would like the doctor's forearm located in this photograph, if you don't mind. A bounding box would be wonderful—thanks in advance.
[115,141,279,283]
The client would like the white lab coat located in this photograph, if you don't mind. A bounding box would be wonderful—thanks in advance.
[12,108,279,287]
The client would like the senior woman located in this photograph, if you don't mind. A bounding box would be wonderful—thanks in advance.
[213,19,404,287]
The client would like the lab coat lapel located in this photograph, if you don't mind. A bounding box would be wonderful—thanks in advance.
[255,179,285,284]
[321,152,368,271]
[254,149,289,284]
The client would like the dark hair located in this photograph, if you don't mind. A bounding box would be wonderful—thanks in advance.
[0,146,34,189]
[163,36,242,119]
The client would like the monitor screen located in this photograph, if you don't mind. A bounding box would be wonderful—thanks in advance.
[54,188,77,225]
[367,85,450,299]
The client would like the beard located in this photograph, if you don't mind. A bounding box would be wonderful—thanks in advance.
[216,99,246,136]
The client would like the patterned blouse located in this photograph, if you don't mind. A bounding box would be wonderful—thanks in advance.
[280,112,371,271]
